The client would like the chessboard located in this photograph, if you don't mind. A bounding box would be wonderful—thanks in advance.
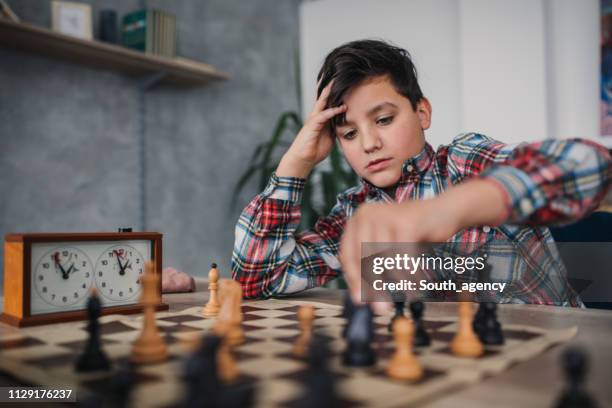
[0,299,577,407]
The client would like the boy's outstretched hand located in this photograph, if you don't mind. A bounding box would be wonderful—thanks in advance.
[339,179,509,313]
[276,81,347,179]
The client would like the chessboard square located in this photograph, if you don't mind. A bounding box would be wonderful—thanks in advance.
[181,319,217,330]
[256,378,302,405]
[3,344,69,361]
[238,356,304,378]
[338,375,413,403]
[23,352,76,368]
[0,336,46,349]
[314,308,343,317]
[243,300,296,309]
[313,316,345,327]
[246,328,300,340]
[59,338,120,350]
[99,321,140,335]
[158,315,204,324]
[242,318,296,329]
[238,340,293,356]
[245,309,295,318]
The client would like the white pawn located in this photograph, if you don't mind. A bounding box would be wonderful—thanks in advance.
[292,305,315,358]
[387,316,423,381]
[202,263,220,317]
[450,302,484,358]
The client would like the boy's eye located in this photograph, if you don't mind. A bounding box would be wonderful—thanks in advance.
[377,116,393,125]
[342,130,357,140]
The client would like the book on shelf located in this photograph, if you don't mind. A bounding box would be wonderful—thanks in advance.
[121,8,176,57]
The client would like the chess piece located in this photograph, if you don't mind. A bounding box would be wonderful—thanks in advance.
[409,300,430,347]
[75,289,111,372]
[293,305,315,358]
[342,304,376,366]
[342,291,355,338]
[183,334,221,408]
[387,316,423,381]
[217,335,239,383]
[387,291,406,333]
[130,261,168,364]
[480,302,504,345]
[555,347,598,408]
[214,279,245,347]
[450,302,484,358]
[296,335,341,408]
[202,263,221,317]
[108,362,135,408]
[473,302,486,337]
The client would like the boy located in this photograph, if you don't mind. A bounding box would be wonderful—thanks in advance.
[232,39,612,307]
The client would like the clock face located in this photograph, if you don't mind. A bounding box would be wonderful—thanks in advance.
[94,245,144,301]
[30,240,152,315]
[33,247,94,307]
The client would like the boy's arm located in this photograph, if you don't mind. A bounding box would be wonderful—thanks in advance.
[450,134,612,225]
[231,173,346,299]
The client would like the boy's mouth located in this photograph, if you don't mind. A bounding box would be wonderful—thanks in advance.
[366,157,392,172]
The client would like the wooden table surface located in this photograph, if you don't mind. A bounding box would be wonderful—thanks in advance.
[167,280,612,408]
[1,281,611,407]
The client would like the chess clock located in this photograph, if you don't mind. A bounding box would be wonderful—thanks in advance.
[0,232,168,327]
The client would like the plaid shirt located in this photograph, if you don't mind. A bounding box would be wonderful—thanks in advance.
[232,133,612,305]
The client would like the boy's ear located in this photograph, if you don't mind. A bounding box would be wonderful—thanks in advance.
[416,98,432,130]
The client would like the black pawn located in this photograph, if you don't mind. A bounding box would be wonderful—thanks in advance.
[388,301,405,333]
[473,302,486,338]
[555,347,598,408]
[480,303,504,345]
[342,304,376,367]
[108,362,135,408]
[182,334,221,408]
[409,300,431,347]
[76,291,111,372]
[342,291,355,339]
[296,335,340,408]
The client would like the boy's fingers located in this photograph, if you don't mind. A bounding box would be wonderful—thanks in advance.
[315,104,346,123]
[313,80,335,113]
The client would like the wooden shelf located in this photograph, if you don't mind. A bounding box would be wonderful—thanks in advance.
[0,18,229,86]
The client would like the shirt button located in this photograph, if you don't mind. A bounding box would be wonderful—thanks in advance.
[520,198,532,214]
[483,225,491,233]
[406,164,414,172]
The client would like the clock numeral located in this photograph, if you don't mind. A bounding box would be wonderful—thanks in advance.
[51,294,55,300]
[98,271,103,277]
[85,272,90,278]
[62,296,67,303]
[110,288,113,294]
[42,286,47,293]
[101,282,106,288]
[136,258,140,264]
[43,263,50,269]
[38,275,43,281]
[74,292,78,298]
[62,251,68,257]
[82,283,86,289]
[129,287,133,293]
[82,261,86,267]
[102,260,108,266]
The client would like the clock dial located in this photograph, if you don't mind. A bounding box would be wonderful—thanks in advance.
[94,244,144,301]
[33,247,94,307]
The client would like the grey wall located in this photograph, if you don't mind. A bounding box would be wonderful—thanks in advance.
[0,0,301,285]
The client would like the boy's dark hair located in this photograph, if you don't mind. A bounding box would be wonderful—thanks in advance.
[317,39,424,132]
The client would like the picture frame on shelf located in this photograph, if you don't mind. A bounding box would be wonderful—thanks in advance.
[51,0,92,40]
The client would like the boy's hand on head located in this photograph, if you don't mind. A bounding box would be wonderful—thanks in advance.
[276,81,347,178]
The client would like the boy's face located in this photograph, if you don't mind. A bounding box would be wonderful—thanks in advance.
[335,75,431,188]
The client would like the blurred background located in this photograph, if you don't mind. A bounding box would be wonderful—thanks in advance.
[0,0,607,288]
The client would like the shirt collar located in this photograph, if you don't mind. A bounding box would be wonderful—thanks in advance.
[359,142,435,196]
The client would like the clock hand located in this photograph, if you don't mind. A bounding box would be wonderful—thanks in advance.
[53,254,69,280]
[114,250,127,276]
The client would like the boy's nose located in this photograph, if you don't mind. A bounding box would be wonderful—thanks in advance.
[361,129,382,153]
